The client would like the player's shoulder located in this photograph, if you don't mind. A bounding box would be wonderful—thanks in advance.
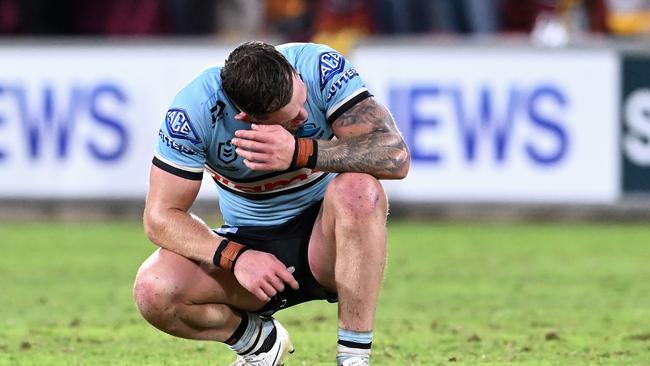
[277,42,338,55]
[278,43,348,92]
[164,65,229,145]
[173,65,223,106]
[170,65,228,123]
[277,42,341,65]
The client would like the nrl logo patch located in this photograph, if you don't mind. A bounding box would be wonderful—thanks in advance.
[319,52,345,90]
[166,108,201,144]
[218,141,237,164]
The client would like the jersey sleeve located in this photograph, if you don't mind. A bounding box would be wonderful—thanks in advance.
[153,82,212,181]
[302,43,372,124]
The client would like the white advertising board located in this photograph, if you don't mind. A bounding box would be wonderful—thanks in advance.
[0,43,621,204]
[0,43,230,199]
[350,45,620,203]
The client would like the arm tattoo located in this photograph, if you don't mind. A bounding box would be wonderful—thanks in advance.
[317,98,410,179]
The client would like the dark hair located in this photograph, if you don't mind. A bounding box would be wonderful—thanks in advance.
[221,41,295,118]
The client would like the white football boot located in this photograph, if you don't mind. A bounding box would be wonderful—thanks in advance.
[229,319,294,366]
[338,356,370,366]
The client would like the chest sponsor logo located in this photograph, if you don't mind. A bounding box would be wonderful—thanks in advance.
[210,170,322,194]
[166,108,201,144]
[319,52,345,90]
[218,141,237,164]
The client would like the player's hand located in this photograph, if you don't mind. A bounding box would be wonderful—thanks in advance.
[232,249,299,302]
[231,124,295,171]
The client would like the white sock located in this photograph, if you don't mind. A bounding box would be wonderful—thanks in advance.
[227,313,276,355]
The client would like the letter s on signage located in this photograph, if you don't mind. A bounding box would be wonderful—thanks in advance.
[526,85,569,165]
[87,84,129,162]
[623,88,650,166]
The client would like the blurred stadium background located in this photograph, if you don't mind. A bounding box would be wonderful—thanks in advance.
[1,1,650,365]
[1,0,650,220]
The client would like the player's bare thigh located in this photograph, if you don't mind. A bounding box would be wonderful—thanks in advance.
[307,203,337,293]
[134,247,266,312]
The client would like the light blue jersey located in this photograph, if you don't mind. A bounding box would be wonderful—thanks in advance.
[153,43,370,226]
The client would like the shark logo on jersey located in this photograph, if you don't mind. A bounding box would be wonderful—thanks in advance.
[166,108,201,144]
[296,121,320,138]
[218,141,237,164]
[319,52,345,90]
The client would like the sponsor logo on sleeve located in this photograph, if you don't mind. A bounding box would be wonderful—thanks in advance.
[158,130,197,155]
[166,108,202,144]
[326,68,360,102]
[319,52,345,90]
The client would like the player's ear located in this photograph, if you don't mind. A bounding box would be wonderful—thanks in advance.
[235,112,253,123]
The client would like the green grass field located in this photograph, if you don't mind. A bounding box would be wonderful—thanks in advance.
[1,220,649,366]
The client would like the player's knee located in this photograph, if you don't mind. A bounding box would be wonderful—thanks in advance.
[133,270,179,331]
[326,172,387,219]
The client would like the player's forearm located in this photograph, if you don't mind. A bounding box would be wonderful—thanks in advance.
[316,132,409,179]
[143,207,220,264]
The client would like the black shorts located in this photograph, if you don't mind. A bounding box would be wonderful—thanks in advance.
[214,200,337,316]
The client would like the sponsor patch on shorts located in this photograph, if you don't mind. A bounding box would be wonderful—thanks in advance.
[214,227,239,235]
[166,108,201,144]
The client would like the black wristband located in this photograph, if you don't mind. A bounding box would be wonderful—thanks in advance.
[289,138,300,170]
[213,238,250,272]
[289,138,318,170]
[230,246,250,272]
[305,139,318,169]
[212,238,229,268]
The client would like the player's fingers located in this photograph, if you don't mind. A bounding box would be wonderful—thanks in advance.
[268,275,285,293]
[235,129,273,143]
[253,288,270,303]
[231,138,267,153]
[242,159,268,171]
[251,123,281,131]
[277,267,299,290]
[237,149,268,163]
[260,282,278,298]
[234,112,252,122]
[235,148,253,160]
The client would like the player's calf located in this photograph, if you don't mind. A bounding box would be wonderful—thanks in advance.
[321,173,387,365]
